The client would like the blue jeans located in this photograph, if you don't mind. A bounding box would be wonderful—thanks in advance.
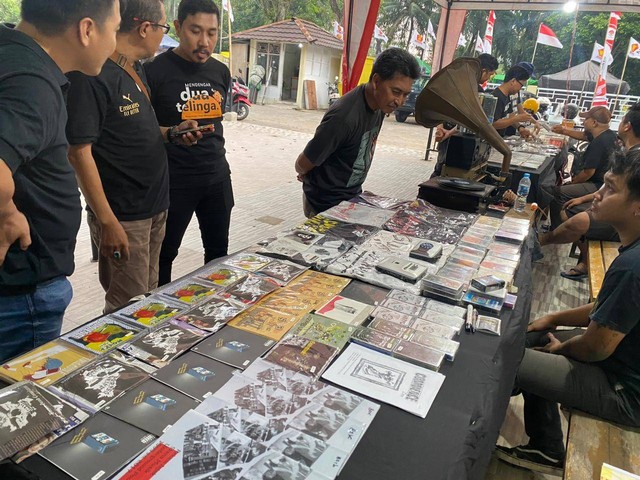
[0,277,72,364]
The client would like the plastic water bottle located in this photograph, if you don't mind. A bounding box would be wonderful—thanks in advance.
[515,173,531,213]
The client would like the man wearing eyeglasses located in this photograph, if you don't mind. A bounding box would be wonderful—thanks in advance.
[65,0,201,313]
[492,63,535,138]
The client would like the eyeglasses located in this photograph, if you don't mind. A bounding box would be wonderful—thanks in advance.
[133,17,171,34]
[517,79,527,87]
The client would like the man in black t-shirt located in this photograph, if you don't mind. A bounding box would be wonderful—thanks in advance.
[541,106,618,279]
[495,149,640,476]
[144,0,234,286]
[491,63,535,138]
[0,1,120,363]
[66,0,200,313]
[296,48,420,217]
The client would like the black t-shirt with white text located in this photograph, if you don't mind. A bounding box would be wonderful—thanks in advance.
[491,88,521,137]
[66,61,169,221]
[0,25,81,289]
[303,85,384,214]
[144,50,231,188]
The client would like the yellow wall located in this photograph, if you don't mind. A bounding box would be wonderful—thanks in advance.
[338,56,375,95]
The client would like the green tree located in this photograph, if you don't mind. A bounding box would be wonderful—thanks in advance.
[378,0,439,50]
[0,0,20,24]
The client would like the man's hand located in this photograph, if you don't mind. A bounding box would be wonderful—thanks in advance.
[552,125,565,135]
[173,120,205,146]
[563,196,587,210]
[527,315,558,333]
[296,173,305,183]
[519,127,534,140]
[435,126,445,142]
[99,218,130,261]
[514,112,534,124]
[536,332,562,354]
[0,204,31,265]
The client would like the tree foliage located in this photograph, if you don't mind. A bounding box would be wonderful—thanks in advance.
[0,0,21,24]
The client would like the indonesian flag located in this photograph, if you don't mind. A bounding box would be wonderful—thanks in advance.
[428,20,437,40]
[475,33,484,53]
[221,0,234,22]
[373,25,388,43]
[411,32,428,50]
[536,23,562,48]
[629,37,640,59]
[593,12,622,107]
[483,10,496,55]
[333,21,344,41]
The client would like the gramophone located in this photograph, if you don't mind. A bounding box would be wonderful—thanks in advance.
[414,58,512,212]
[415,58,512,181]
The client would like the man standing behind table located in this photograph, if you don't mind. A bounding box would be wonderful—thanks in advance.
[145,0,234,286]
[0,0,121,363]
[295,48,420,218]
[66,0,200,313]
[491,62,536,139]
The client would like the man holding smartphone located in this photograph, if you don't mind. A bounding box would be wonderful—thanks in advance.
[144,0,234,285]
[0,0,120,363]
[66,0,200,313]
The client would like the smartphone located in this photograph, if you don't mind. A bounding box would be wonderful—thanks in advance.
[174,124,215,136]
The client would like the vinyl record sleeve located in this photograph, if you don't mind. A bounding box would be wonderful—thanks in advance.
[176,296,248,333]
[288,313,355,349]
[192,326,276,370]
[61,316,143,354]
[114,296,187,327]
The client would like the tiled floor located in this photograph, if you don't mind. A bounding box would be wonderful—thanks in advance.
[61,104,591,479]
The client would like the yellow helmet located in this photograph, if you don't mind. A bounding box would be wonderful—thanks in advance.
[522,98,540,114]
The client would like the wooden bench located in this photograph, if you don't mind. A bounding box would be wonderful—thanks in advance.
[587,241,621,301]
[564,411,640,480]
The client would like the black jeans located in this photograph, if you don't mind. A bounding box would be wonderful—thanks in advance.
[159,178,234,286]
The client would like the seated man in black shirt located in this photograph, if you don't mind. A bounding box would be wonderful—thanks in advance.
[66,0,199,313]
[542,106,618,279]
[0,0,120,363]
[491,63,536,138]
[295,48,420,217]
[495,149,640,476]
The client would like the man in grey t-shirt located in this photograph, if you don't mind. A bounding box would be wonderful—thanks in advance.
[295,48,420,217]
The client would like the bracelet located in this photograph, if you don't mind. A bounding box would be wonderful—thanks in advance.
[166,125,177,143]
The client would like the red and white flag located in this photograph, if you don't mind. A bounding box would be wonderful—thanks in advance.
[475,33,485,53]
[428,20,437,40]
[483,10,496,54]
[221,0,234,22]
[373,25,388,42]
[593,12,622,107]
[411,32,428,50]
[333,21,344,41]
[628,37,640,59]
[536,23,563,49]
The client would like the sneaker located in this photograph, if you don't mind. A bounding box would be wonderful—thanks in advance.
[494,444,564,476]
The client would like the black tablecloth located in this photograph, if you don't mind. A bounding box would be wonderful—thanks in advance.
[13,235,535,480]
[335,232,534,480]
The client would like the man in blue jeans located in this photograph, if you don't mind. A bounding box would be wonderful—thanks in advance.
[0,0,121,363]
[495,149,640,475]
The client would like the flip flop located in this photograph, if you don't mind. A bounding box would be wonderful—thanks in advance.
[560,267,587,280]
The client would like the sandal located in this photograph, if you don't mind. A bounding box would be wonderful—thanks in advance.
[560,266,587,280]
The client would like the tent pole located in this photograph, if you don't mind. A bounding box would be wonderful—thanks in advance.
[531,42,538,64]
[220,7,224,54]
[613,38,630,115]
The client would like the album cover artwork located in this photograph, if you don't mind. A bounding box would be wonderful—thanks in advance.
[380,297,423,316]
[176,296,248,333]
[370,306,415,327]
[290,234,352,271]
[327,223,379,246]
[197,264,248,288]
[242,359,330,400]
[349,327,400,354]
[120,319,209,368]
[367,318,413,340]
[265,335,338,379]
[221,275,280,305]
[256,260,308,286]
[50,354,152,412]
[224,253,273,272]
[295,215,342,234]
[338,280,388,306]
[0,340,95,387]
[0,382,66,461]
[103,378,199,437]
[151,351,239,401]
[392,340,445,371]
[360,230,422,254]
[160,280,218,305]
[61,316,143,354]
[228,306,299,341]
[238,450,312,480]
[114,296,187,327]
[192,326,276,370]
[288,313,355,349]
[322,201,395,228]
[39,412,155,480]
[386,289,428,307]
[257,290,317,321]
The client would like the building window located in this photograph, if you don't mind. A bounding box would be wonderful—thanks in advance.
[256,42,280,86]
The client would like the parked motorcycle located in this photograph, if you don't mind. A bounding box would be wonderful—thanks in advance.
[327,76,340,106]
[232,76,251,121]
